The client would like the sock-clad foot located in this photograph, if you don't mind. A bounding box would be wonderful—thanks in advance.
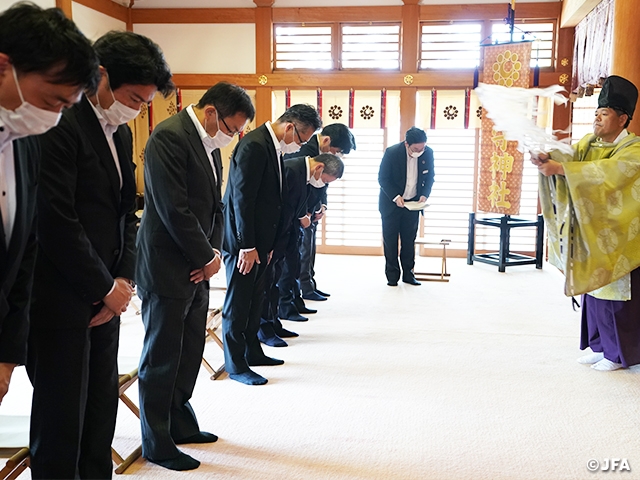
[229,370,268,385]
[147,452,200,471]
[591,358,623,371]
[175,431,218,444]
[248,355,284,366]
[577,352,604,364]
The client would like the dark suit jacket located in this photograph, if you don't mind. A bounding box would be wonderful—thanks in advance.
[0,137,39,364]
[136,108,219,299]
[223,124,283,260]
[211,148,224,252]
[378,141,435,217]
[283,134,327,216]
[271,156,310,255]
[31,95,138,329]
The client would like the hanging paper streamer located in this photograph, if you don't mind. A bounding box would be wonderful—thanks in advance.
[348,89,355,129]
[317,88,322,118]
[475,83,571,154]
[430,88,437,130]
[285,88,291,109]
[380,88,387,129]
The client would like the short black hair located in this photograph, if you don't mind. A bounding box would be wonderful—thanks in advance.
[94,31,174,97]
[321,123,356,154]
[197,82,255,122]
[0,2,99,92]
[612,107,631,129]
[315,153,344,179]
[277,104,322,133]
[405,126,427,145]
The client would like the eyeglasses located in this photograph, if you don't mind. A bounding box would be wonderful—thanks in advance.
[218,111,241,136]
[293,123,308,145]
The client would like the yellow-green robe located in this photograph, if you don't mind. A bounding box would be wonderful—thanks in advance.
[539,132,640,299]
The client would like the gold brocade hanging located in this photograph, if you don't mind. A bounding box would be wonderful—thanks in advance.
[477,42,531,214]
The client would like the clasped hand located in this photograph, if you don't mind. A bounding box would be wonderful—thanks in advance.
[91,277,134,327]
[190,249,222,284]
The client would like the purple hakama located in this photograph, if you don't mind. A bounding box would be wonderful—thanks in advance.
[580,267,640,368]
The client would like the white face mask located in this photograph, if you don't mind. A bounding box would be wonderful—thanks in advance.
[279,126,301,154]
[203,110,234,149]
[95,78,140,126]
[309,175,325,188]
[0,66,61,138]
[410,149,424,158]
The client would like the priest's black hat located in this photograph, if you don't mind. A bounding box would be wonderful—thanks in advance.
[598,75,638,119]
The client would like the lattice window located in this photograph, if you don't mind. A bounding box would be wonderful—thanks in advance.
[274,25,332,70]
[420,23,482,69]
[571,91,599,143]
[491,22,555,68]
[341,24,401,70]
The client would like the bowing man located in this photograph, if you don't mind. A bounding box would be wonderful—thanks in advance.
[0,3,98,405]
[259,153,344,347]
[28,31,173,480]
[378,127,435,287]
[136,82,254,471]
[222,104,322,385]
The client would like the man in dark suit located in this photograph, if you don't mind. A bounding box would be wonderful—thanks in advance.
[378,127,435,286]
[259,153,344,347]
[223,104,322,385]
[136,82,254,471]
[279,124,356,319]
[27,32,173,480]
[0,3,98,404]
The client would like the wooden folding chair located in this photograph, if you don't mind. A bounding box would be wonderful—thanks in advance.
[414,238,451,282]
[201,307,225,380]
[0,415,30,480]
[112,358,142,474]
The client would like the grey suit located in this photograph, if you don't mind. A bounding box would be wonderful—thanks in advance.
[135,108,219,461]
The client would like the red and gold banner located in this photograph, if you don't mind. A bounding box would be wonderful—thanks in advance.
[477,42,531,214]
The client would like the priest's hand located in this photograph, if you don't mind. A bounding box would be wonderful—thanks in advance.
[530,152,550,166]
[537,159,564,176]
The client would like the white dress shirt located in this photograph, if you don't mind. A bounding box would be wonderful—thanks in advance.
[186,104,217,184]
[0,123,16,249]
[88,101,122,189]
[402,151,419,200]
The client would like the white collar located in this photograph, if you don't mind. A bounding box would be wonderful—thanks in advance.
[265,121,281,155]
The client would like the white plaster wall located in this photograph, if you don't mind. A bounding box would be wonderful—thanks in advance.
[133,23,256,74]
[72,2,127,41]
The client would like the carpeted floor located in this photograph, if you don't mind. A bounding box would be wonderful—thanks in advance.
[3,255,640,479]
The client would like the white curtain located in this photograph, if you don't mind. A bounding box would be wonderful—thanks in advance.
[572,0,614,95]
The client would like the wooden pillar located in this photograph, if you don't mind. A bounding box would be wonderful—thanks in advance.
[254,0,274,124]
[611,0,640,134]
[400,0,419,137]
[55,0,72,18]
[400,88,416,138]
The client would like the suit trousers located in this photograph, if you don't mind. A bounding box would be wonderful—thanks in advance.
[381,207,420,282]
[260,254,285,333]
[222,251,268,373]
[137,283,208,461]
[27,317,120,480]
[299,222,318,295]
[277,229,302,318]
